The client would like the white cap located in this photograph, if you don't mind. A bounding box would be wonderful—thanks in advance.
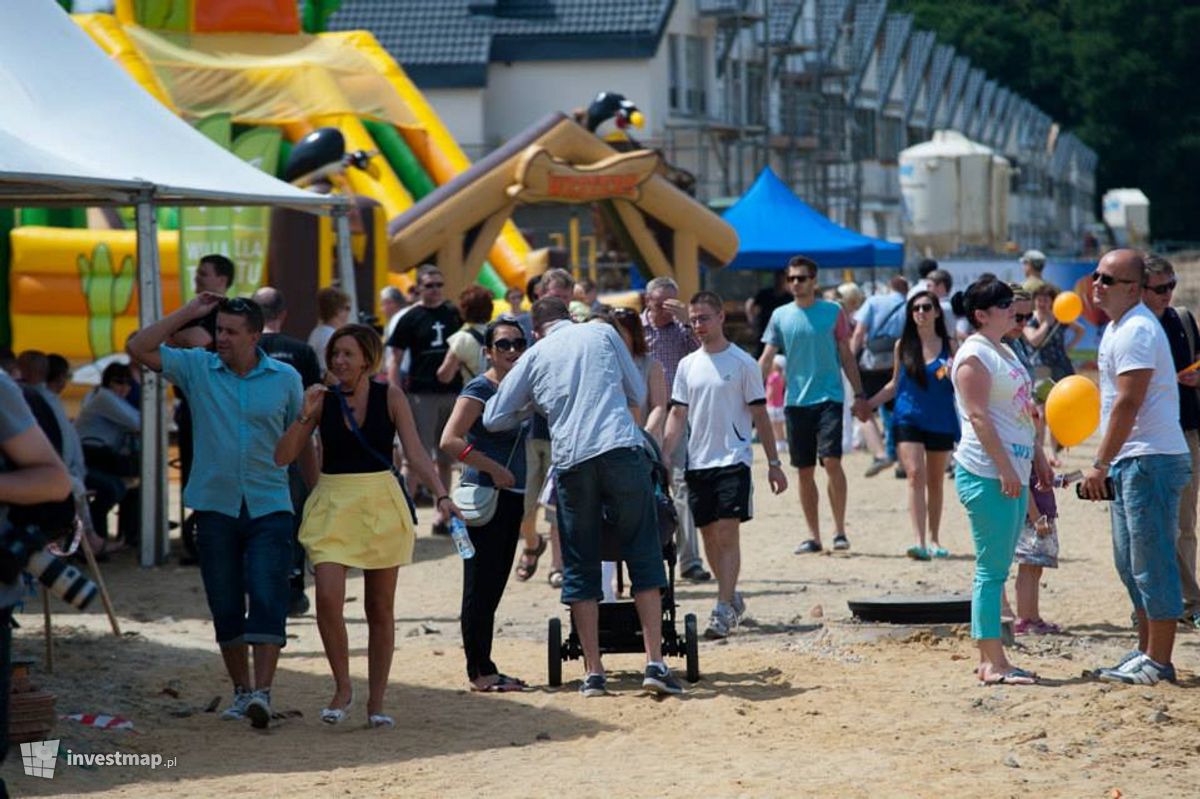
[1020,249,1046,266]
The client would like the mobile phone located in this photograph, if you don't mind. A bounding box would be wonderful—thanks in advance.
[1076,477,1115,501]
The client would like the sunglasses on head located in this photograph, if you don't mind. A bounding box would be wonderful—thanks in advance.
[912,302,936,313]
[491,338,527,353]
[221,297,254,312]
[1092,271,1138,287]
[787,274,811,283]
[1147,280,1177,296]
[986,298,1014,311]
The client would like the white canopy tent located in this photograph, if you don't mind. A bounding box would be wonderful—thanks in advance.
[1,0,353,566]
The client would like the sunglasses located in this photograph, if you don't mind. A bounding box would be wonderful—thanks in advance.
[421,281,445,290]
[492,338,527,353]
[1147,280,1177,296]
[912,303,936,313]
[1014,313,1032,323]
[787,274,811,284]
[1092,271,1138,287]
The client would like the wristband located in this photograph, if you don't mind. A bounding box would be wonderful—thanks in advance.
[458,443,474,462]
[436,495,451,506]
[298,414,313,425]
[854,392,866,400]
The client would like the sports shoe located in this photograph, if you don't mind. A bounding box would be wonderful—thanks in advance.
[579,673,609,697]
[1096,653,1176,685]
[244,689,272,729]
[704,603,736,640]
[1181,611,1200,630]
[731,591,747,622]
[795,539,822,554]
[681,564,712,583]
[864,457,894,477]
[642,662,684,696]
[832,534,851,551]
[220,687,252,721]
[894,465,907,479]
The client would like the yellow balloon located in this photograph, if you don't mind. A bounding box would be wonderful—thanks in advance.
[1053,290,1083,324]
[1044,375,1100,447]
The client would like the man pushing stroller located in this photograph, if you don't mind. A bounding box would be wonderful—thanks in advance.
[485,297,684,697]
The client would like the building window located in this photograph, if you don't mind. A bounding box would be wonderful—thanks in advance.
[685,35,707,116]
[669,34,680,111]
[878,116,903,161]
[852,108,877,160]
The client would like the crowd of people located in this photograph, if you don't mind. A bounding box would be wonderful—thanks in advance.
[0,246,1196,749]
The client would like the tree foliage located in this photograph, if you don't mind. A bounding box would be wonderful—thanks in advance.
[892,0,1200,241]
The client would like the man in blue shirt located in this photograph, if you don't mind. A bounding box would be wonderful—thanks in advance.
[484,298,683,698]
[759,255,869,555]
[128,293,307,729]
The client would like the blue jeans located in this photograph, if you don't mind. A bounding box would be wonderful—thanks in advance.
[195,503,293,647]
[956,465,1027,640]
[1110,453,1192,621]
[555,446,667,604]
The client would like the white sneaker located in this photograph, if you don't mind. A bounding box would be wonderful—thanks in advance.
[244,689,272,729]
[731,591,747,622]
[220,687,252,721]
[1097,653,1176,685]
[704,602,737,640]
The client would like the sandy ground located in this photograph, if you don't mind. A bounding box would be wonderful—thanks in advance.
[6,441,1200,798]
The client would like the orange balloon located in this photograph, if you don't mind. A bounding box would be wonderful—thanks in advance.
[1044,375,1100,447]
[1053,290,1083,324]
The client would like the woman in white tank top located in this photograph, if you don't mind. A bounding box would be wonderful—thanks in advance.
[950,277,1053,686]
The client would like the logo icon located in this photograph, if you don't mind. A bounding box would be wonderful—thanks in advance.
[20,739,60,779]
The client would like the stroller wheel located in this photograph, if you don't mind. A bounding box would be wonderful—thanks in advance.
[684,613,700,683]
[547,617,563,687]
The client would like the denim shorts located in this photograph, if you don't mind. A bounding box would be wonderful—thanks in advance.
[195,503,294,647]
[1110,452,1192,620]
[554,447,667,603]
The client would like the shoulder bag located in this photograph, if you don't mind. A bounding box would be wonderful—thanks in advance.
[452,430,522,527]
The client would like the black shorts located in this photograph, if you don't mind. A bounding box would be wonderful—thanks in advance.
[785,402,843,468]
[685,464,752,527]
[860,369,894,410]
[894,424,956,452]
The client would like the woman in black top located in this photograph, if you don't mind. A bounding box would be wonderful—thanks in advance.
[440,317,530,691]
[275,324,460,728]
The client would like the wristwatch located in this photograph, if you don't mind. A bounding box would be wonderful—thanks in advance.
[1092,458,1111,471]
[767,459,782,467]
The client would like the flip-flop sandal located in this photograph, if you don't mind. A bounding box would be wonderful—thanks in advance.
[515,537,547,582]
[980,667,1038,686]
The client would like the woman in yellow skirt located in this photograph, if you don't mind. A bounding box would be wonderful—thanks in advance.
[275,324,460,728]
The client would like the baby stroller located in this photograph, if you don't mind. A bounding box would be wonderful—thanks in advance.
[546,433,700,686]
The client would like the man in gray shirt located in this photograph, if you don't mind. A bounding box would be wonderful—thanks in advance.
[484,298,683,697]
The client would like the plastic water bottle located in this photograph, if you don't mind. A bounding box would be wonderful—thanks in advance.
[449,517,475,559]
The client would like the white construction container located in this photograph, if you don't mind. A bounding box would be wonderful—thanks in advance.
[899,130,1011,256]
[1102,188,1150,246]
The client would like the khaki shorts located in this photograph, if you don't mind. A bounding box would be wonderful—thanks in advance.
[409,392,458,467]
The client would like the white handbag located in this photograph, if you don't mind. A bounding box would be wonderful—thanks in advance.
[452,435,521,527]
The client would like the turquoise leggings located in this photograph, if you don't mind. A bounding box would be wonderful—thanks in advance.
[955,465,1027,640]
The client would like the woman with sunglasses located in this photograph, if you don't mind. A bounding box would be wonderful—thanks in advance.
[865,291,957,560]
[949,277,1053,685]
[439,316,532,692]
[275,324,460,728]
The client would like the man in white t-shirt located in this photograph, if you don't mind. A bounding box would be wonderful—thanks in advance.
[663,291,787,639]
[1082,249,1192,686]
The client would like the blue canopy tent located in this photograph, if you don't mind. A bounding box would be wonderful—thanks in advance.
[723,168,903,269]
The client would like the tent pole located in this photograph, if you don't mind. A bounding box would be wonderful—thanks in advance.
[334,207,358,319]
[135,197,167,567]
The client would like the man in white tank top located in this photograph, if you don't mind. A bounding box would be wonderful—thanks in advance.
[1083,249,1191,686]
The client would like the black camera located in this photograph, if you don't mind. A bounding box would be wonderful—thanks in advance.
[0,522,98,610]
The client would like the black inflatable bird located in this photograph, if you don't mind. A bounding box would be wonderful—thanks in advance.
[584,91,645,146]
